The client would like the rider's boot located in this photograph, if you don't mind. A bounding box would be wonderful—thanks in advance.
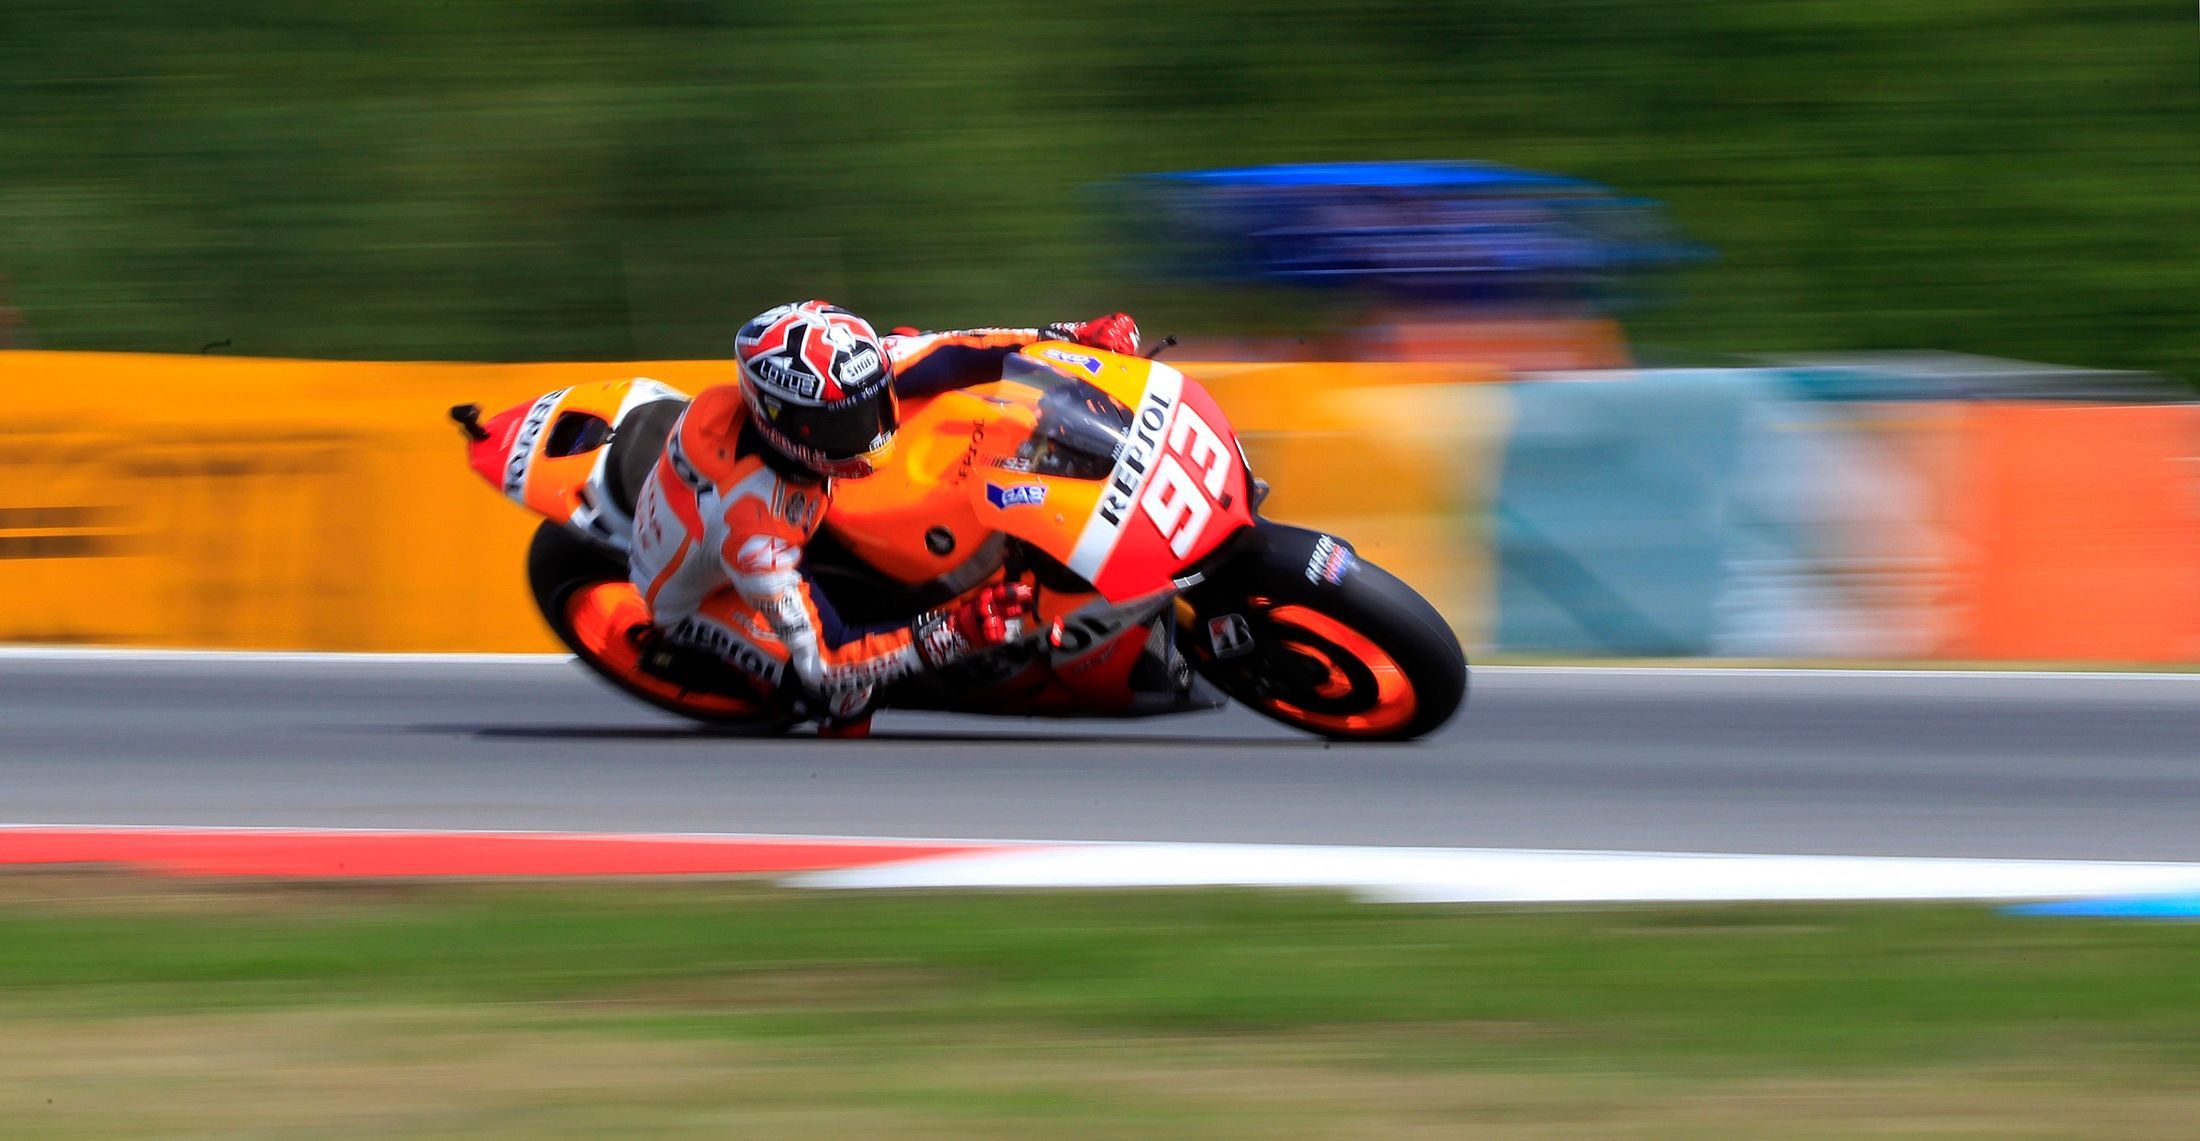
[815,686,876,739]
[817,715,873,739]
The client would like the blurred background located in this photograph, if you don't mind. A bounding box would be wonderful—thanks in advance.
[5,0,2192,368]
[4,0,2197,660]
[6,12,2199,1133]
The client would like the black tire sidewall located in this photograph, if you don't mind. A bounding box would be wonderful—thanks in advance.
[1186,549,1468,741]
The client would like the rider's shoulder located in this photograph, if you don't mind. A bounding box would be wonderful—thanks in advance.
[713,460,826,541]
[689,384,746,420]
[671,386,756,486]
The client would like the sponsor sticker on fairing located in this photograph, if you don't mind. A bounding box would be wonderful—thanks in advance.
[1040,347,1105,376]
[1303,534,1355,585]
[984,482,1048,509]
[1063,362,1188,589]
[501,388,569,499]
[1093,384,1177,529]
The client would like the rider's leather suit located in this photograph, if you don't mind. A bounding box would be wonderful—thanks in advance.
[626,328,1054,706]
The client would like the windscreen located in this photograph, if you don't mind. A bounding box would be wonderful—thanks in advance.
[1000,355,1134,481]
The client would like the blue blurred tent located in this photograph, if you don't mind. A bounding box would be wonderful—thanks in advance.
[1129,161,1704,308]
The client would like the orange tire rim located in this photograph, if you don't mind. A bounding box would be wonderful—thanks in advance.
[1253,605,1418,735]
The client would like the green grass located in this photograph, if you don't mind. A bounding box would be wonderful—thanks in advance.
[2,0,2193,378]
[1,876,2197,1135]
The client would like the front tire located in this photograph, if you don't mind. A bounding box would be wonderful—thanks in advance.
[1184,545,1467,741]
[527,522,794,733]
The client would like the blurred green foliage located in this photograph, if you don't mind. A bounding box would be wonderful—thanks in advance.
[3,0,2193,374]
[6,884,2200,1073]
[7,884,2200,1132]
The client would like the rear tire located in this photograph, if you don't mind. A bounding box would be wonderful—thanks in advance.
[1185,555,1467,742]
[527,522,794,733]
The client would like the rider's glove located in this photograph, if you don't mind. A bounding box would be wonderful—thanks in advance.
[1043,313,1140,357]
[914,581,1039,668]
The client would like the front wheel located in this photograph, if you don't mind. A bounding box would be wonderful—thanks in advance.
[1182,535,1467,741]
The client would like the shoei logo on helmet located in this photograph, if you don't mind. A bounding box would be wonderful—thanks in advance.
[842,347,882,383]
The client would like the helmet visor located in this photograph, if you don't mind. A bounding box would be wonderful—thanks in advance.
[761,382,900,467]
[813,433,897,479]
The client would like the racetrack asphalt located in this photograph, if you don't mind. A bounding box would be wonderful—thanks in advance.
[2,654,2196,862]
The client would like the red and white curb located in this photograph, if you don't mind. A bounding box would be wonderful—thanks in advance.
[0,826,1001,879]
[4,826,2200,905]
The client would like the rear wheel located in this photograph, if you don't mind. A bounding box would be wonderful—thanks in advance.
[527,522,794,733]
[1184,554,1467,741]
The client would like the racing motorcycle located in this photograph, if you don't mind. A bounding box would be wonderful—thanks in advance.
[449,342,1467,740]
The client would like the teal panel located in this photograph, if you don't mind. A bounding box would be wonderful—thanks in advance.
[1492,372,1785,654]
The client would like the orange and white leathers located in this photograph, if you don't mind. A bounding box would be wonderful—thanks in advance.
[628,387,916,712]
[627,328,1053,710]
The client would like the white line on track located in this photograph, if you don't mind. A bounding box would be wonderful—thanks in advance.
[793,843,2200,904]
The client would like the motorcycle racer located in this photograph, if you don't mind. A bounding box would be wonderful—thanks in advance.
[625,299,1140,734]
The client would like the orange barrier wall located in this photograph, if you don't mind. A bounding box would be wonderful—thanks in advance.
[0,352,1501,652]
[0,352,737,651]
[1942,403,2200,662]
[11,349,2190,661]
